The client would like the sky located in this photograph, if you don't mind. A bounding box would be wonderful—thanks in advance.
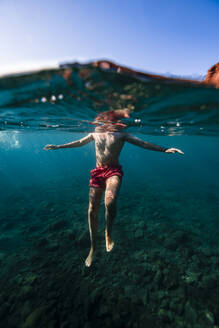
[0,0,219,77]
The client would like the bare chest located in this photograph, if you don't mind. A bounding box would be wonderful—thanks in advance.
[94,133,124,152]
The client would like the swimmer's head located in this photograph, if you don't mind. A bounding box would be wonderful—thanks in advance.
[95,108,130,122]
[113,108,131,119]
[93,108,131,132]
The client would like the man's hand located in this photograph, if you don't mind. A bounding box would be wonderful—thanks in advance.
[43,144,59,150]
[165,148,184,154]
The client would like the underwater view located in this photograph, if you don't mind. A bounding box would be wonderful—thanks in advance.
[0,62,219,328]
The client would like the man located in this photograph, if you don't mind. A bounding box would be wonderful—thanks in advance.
[44,109,184,266]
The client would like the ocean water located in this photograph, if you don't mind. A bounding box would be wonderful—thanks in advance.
[0,64,219,328]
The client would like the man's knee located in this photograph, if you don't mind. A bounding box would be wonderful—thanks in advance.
[105,194,116,210]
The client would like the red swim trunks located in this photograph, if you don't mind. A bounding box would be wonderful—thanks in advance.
[89,165,123,189]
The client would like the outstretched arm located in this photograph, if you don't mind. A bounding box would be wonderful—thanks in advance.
[43,133,93,150]
[124,133,184,154]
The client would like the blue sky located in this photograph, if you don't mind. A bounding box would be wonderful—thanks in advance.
[0,0,218,77]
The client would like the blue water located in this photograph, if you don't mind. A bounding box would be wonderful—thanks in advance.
[0,64,219,328]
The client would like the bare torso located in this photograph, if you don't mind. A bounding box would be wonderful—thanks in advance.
[92,132,125,167]
[43,124,183,267]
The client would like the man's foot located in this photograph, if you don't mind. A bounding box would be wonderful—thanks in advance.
[105,231,114,252]
[85,249,94,267]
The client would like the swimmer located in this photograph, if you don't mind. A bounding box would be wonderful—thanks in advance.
[44,109,184,266]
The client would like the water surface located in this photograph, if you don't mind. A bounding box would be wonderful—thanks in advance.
[0,64,219,328]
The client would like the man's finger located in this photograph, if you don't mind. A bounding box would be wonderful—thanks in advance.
[44,145,51,150]
[165,148,184,154]
[175,148,184,154]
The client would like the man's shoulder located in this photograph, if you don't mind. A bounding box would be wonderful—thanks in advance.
[120,132,131,139]
[111,131,128,140]
[117,131,128,138]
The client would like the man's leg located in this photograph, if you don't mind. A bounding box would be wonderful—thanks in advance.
[85,187,103,267]
[105,175,121,252]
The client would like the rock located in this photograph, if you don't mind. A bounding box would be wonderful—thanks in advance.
[21,301,32,319]
[117,297,129,317]
[139,312,157,327]
[202,275,217,289]
[0,237,10,249]
[124,286,133,297]
[0,252,5,261]
[158,309,172,323]
[48,320,57,328]
[83,322,91,328]
[160,298,169,310]
[164,230,189,250]
[46,242,59,252]
[93,59,215,88]
[176,303,184,315]
[157,290,166,301]
[183,271,199,284]
[205,62,219,88]
[105,317,113,328]
[63,229,75,240]
[205,311,215,325]
[201,247,212,257]
[177,287,186,299]
[77,232,90,246]
[138,221,146,229]
[60,321,70,328]
[162,270,179,290]
[169,297,181,312]
[23,306,49,328]
[142,253,148,261]
[47,291,59,300]
[134,229,144,239]
[112,312,121,325]
[0,303,10,320]
[49,219,68,231]
[132,295,142,305]
[184,301,197,324]
[175,318,185,328]
[154,270,163,286]
[36,238,48,248]
[98,305,109,317]
[173,230,188,243]
[133,250,145,261]
[89,288,102,305]
[20,284,33,299]
[163,237,178,250]
[163,268,169,276]
[142,292,148,306]
[25,273,38,285]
